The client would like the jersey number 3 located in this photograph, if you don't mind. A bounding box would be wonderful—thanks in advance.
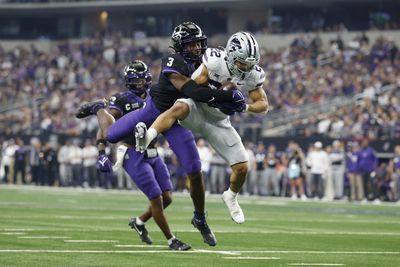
[166,57,174,66]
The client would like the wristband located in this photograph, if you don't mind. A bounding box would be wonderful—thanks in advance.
[96,139,108,146]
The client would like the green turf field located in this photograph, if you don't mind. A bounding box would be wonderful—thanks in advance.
[0,185,399,267]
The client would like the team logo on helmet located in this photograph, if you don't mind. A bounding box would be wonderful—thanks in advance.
[171,22,207,62]
[229,38,242,52]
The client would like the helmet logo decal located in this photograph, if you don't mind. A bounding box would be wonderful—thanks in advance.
[229,38,242,52]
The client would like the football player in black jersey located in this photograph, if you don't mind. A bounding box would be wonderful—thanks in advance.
[76,60,191,251]
[77,22,245,246]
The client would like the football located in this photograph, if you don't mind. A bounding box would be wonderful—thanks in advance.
[219,81,237,91]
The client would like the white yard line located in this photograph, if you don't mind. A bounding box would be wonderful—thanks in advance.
[2,228,399,236]
[182,229,400,236]
[0,232,26,235]
[18,236,70,239]
[288,264,344,266]
[113,245,165,248]
[223,256,280,260]
[0,249,398,255]
[0,229,34,231]
[64,240,119,243]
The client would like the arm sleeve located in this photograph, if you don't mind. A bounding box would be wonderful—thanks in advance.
[181,80,233,103]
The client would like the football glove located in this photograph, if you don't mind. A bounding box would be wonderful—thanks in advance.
[216,102,238,116]
[96,153,113,174]
[231,90,246,113]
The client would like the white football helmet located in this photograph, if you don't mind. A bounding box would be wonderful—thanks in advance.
[225,32,260,78]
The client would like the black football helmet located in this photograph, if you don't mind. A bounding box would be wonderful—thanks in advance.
[171,22,207,61]
[123,60,152,95]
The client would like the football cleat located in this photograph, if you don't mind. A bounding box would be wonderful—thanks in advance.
[75,99,107,119]
[169,238,191,251]
[222,190,245,224]
[191,217,217,246]
[135,122,148,152]
[128,217,152,245]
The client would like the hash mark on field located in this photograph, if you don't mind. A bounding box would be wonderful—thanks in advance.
[64,240,118,243]
[223,256,280,260]
[18,236,70,239]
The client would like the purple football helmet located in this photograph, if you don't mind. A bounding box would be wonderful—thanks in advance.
[124,60,152,95]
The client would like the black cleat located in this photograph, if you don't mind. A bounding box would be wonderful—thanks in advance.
[191,217,217,246]
[169,238,191,251]
[75,99,107,119]
[128,217,153,245]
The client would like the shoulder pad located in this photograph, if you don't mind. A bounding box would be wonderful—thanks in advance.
[238,65,266,92]
[203,48,225,71]
[161,53,187,75]
[249,65,265,88]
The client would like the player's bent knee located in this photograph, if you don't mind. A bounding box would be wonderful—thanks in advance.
[162,192,172,208]
[149,196,163,209]
[170,102,190,120]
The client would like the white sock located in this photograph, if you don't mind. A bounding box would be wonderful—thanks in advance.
[146,128,158,146]
[135,217,144,226]
[167,235,176,245]
[228,187,238,197]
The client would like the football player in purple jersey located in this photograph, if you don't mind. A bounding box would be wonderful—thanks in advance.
[76,60,190,251]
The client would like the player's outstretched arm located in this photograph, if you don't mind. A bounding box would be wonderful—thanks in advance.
[246,87,269,114]
[95,109,120,173]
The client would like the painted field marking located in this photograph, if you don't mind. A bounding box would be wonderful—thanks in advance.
[64,240,119,243]
[113,245,165,248]
[2,216,400,224]
[0,229,34,231]
[0,232,26,235]
[288,264,344,266]
[2,228,398,236]
[182,229,400,236]
[18,236,70,239]
[238,251,400,255]
[0,249,398,255]
[223,256,280,260]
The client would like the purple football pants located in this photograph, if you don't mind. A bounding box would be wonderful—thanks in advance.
[107,96,201,174]
[123,148,172,200]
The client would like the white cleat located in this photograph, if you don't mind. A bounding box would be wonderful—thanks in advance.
[135,122,148,153]
[222,190,245,224]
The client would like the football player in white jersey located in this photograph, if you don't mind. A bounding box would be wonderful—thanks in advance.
[136,32,269,224]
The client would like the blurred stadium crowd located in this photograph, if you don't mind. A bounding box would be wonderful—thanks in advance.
[1,32,399,138]
[1,135,400,203]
